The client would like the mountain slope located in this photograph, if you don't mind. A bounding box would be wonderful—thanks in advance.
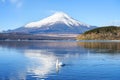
[9,12,96,34]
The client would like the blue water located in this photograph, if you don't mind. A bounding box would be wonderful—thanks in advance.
[0,41,120,80]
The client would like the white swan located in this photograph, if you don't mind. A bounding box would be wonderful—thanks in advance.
[56,59,65,67]
[55,59,65,73]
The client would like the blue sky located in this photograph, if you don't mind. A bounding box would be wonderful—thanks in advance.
[0,0,120,31]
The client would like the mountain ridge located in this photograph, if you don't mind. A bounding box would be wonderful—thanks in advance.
[7,12,96,34]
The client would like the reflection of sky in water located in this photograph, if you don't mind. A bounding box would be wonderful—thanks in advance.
[0,45,86,80]
[0,48,28,80]
[0,41,120,80]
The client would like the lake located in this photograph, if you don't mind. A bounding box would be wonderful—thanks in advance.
[0,40,120,80]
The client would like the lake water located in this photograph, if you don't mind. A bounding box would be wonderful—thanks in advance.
[0,40,120,80]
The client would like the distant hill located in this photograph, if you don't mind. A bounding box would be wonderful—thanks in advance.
[77,26,120,40]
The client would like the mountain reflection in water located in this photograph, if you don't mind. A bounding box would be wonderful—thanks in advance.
[0,41,120,80]
[25,50,57,78]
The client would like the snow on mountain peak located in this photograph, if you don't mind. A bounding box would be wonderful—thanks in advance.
[51,12,69,18]
[25,12,90,28]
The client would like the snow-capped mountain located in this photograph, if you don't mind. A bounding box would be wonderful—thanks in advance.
[10,12,96,34]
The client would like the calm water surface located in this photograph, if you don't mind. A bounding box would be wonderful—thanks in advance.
[0,40,120,80]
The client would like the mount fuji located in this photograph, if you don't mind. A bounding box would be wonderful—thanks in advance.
[9,12,96,34]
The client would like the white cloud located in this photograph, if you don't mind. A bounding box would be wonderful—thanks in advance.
[1,0,6,3]
[10,0,23,8]
[16,1,22,8]
[10,0,18,3]
[0,0,23,8]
